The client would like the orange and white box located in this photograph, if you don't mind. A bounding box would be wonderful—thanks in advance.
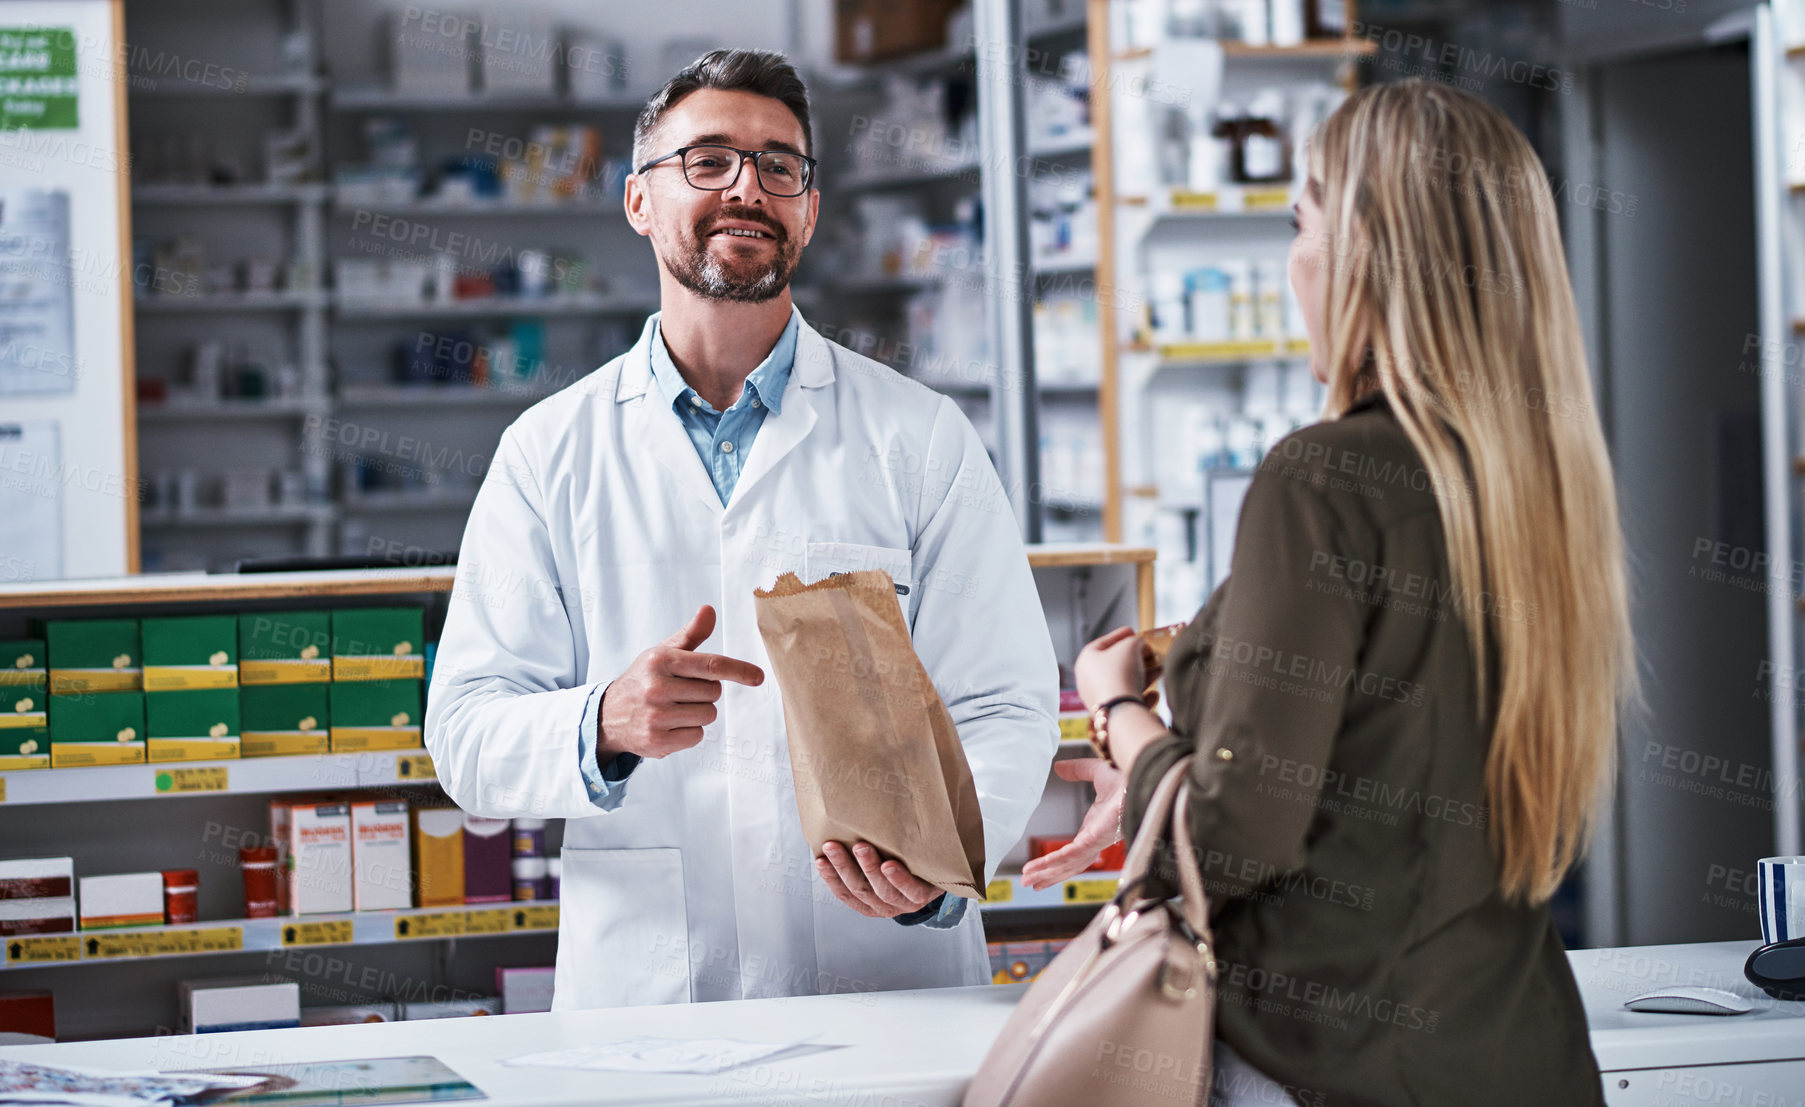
[351,800,412,912]
[275,799,353,915]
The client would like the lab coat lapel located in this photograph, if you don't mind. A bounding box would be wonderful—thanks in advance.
[616,318,723,516]
[727,319,833,509]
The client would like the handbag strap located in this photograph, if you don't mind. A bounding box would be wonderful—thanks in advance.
[1118,756,1213,941]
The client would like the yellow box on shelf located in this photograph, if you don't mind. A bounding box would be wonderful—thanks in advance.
[1056,713,1091,744]
[240,684,328,758]
[1241,185,1292,211]
[37,619,141,693]
[239,611,332,685]
[331,608,426,682]
[145,688,240,763]
[47,691,144,767]
[0,640,46,689]
[140,616,239,691]
[329,680,422,752]
[0,686,48,771]
[1168,189,1220,211]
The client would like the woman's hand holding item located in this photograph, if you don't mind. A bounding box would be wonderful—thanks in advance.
[1021,758,1126,889]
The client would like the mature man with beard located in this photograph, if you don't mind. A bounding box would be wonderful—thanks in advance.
[425,50,1058,1010]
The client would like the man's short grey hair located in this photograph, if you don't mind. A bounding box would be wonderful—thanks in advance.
[632,49,814,170]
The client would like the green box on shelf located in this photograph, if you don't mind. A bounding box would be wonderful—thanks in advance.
[331,608,425,682]
[145,688,241,763]
[47,691,145,767]
[0,639,46,690]
[240,683,329,758]
[141,615,239,691]
[239,611,331,685]
[35,618,141,693]
[329,679,422,752]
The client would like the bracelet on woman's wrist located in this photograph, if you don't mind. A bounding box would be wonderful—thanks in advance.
[1089,694,1145,766]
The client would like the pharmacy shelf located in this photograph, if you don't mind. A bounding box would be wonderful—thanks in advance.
[330,87,642,112]
[138,398,330,422]
[0,748,438,807]
[1030,130,1095,159]
[1,902,558,972]
[835,275,943,296]
[1123,184,1296,218]
[341,488,479,513]
[133,183,329,205]
[139,505,336,528]
[840,160,981,192]
[1034,254,1097,275]
[331,195,620,217]
[132,73,327,97]
[332,293,651,320]
[1113,39,1376,62]
[337,384,554,409]
[981,871,1122,913]
[1129,337,1312,364]
[134,291,327,313]
[0,548,1149,608]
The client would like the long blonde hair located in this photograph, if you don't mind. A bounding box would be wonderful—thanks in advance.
[1308,79,1634,904]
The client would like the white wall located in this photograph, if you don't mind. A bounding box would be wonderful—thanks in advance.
[0,0,135,582]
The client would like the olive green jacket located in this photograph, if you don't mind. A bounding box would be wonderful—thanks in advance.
[1123,393,1603,1107]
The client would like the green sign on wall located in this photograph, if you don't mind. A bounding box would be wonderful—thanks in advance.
[0,28,77,132]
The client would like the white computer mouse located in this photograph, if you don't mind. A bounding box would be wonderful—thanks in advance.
[1623,986,1753,1015]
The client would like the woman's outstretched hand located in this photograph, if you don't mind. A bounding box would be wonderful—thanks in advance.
[1022,757,1127,889]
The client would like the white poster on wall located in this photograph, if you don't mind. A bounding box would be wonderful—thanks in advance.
[0,188,77,395]
[0,419,64,583]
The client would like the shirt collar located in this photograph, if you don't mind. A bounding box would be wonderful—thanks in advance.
[649,312,799,416]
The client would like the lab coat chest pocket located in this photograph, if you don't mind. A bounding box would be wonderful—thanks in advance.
[555,847,690,1009]
[804,541,914,626]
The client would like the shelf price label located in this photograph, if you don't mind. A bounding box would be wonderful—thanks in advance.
[7,934,81,965]
[985,879,1014,904]
[395,912,465,940]
[282,919,353,947]
[83,926,243,960]
[512,904,558,931]
[0,779,7,803]
[1063,879,1117,904]
[1242,186,1292,211]
[395,754,435,781]
[1169,189,1219,211]
[464,908,512,935]
[155,767,228,794]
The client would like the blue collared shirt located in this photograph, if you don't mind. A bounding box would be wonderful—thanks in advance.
[573,312,961,930]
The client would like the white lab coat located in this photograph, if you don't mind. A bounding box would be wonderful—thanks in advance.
[426,311,1058,1011]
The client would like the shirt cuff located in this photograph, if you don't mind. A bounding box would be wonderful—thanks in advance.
[894,892,968,929]
[577,681,639,811]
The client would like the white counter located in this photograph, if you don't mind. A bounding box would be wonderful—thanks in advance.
[1,942,1801,1106]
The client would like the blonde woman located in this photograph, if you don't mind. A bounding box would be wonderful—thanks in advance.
[1029,79,1633,1105]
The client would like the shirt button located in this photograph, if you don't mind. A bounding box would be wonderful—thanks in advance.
[689,395,703,407]
[720,440,735,453]
[752,398,762,409]
[1214,747,1234,762]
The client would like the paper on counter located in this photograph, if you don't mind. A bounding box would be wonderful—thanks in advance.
[0,1059,267,1106]
[502,1036,820,1075]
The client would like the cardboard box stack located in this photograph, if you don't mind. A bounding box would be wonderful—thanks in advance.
[329,608,425,753]
[0,639,47,770]
[35,619,144,767]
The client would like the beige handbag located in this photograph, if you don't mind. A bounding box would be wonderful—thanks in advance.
[964,756,1216,1107]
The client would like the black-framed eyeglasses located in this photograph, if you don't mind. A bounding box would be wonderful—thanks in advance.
[636,144,817,197]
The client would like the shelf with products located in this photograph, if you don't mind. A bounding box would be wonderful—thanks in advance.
[131,73,327,98]
[329,87,641,112]
[330,194,624,217]
[132,183,330,206]
[337,383,554,409]
[331,292,651,320]
[980,871,1122,912]
[133,290,327,313]
[0,748,438,807]
[1,902,559,972]
[137,398,330,422]
[340,488,480,514]
[139,504,337,529]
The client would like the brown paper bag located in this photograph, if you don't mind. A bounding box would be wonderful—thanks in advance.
[754,569,985,899]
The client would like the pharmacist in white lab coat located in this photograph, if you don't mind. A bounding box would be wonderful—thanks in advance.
[425,49,1058,1010]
